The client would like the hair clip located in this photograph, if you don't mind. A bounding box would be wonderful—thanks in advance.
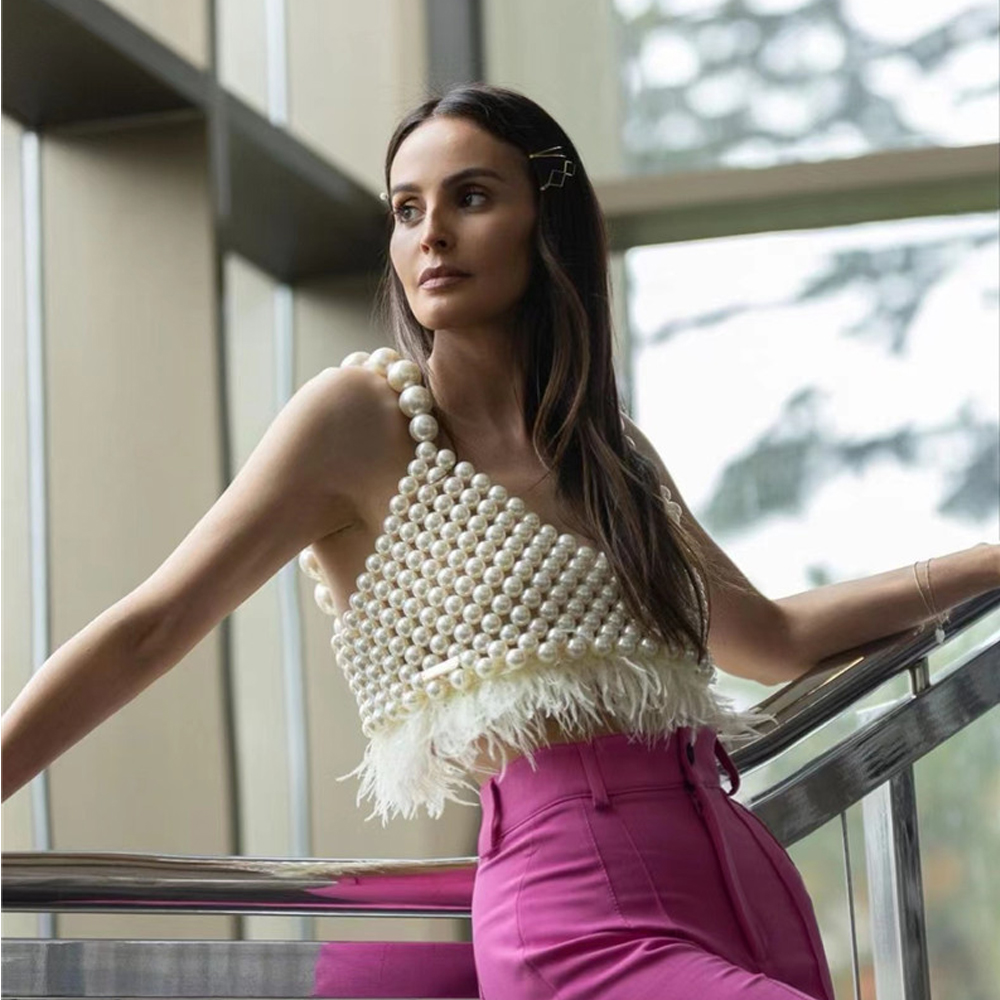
[527,145,577,191]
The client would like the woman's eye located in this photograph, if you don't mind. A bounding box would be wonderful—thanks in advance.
[392,190,487,224]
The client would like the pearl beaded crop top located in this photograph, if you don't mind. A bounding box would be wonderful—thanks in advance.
[298,347,772,824]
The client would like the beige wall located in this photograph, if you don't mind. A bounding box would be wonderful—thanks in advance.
[100,0,209,68]
[0,117,234,940]
[483,0,625,182]
[222,254,293,940]
[286,0,430,193]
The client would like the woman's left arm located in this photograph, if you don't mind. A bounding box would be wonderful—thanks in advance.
[772,542,999,679]
[623,417,1000,686]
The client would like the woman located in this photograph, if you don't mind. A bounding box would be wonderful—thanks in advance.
[3,83,997,998]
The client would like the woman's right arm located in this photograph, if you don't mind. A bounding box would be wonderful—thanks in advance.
[1,363,383,803]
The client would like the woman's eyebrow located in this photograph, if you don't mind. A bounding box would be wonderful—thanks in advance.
[390,167,506,197]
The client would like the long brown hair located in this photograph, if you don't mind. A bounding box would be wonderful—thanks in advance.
[374,83,712,664]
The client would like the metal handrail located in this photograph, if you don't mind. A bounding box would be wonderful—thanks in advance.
[3,591,997,919]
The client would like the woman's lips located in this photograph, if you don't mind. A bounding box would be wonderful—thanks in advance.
[421,275,470,290]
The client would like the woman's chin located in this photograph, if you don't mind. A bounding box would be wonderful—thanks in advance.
[412,307,485,330]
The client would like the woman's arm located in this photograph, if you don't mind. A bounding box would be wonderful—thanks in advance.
[623,416,1000,686]
[773,543,998,680]
[1,365,383,803]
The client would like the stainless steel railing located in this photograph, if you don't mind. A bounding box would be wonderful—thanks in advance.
[3,591,998,998]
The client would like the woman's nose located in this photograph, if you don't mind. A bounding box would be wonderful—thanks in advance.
[419,207,452,250]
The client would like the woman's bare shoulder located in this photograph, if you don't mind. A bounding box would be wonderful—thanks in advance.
[298,363,409,509]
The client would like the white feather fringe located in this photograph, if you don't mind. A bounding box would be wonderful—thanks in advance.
[337,651,777,826]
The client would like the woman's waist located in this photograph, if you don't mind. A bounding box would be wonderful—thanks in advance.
[471,722,728,796]
[468,716,633,787]
[474,724,730,842]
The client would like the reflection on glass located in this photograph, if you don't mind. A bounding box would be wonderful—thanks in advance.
[613,0,999,171]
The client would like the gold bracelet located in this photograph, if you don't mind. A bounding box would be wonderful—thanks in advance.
[922,558,943,618]
[914,558,949,644]
[913,560,936,618]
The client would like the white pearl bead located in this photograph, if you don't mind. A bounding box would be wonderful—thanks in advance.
[340,351,370,367]
[436,448,457,468]
[387,358,421,391]
[314,585,337,615]
[366,346,400,373]
[510,605,532,627]
[454,461,475,479]
[398,384,432,417]
[567,636,588,658]
[491,594,513,616]
[522,587,542,608]
[298,548,323,581]
[409,413,439,442]
[475,658,498,679]
[517,633,539,653]
[505,649,527,670]
[481,613,502,634]
[487,639,507,659]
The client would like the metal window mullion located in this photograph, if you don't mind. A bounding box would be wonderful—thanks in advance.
[264,0,288,127]
[21,129,55,941]
[274,284,312,944]
[601,141,1000,249]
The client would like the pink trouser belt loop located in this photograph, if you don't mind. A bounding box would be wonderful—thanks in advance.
[578,739,611,810]
[678,726,768,968]
[481,778,503,859]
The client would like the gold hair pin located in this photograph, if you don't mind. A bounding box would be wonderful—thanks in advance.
[528,145,577,191]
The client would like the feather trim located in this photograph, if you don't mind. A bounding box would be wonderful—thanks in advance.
[336,651,776,825]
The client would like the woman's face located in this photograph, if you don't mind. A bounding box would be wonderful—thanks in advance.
[388,116,538,334]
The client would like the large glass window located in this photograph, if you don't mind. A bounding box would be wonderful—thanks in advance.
[629,211,998,705]
[614,0,1000,172]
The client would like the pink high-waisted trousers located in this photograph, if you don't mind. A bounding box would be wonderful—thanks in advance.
[472,726,836,999]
